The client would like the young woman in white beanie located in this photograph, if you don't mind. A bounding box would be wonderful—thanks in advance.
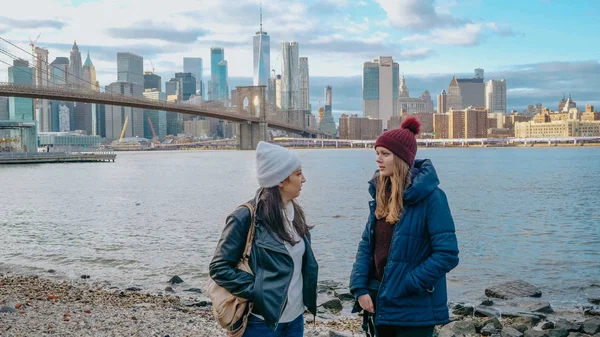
[209,141,318,337]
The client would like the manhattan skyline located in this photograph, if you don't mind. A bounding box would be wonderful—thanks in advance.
[0,0,599,115]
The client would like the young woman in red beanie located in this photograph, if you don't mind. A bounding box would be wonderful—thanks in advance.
[349,117,460,337]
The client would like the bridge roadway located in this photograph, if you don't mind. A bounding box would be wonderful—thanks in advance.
[273,136,600,147]
[0,83,319,136]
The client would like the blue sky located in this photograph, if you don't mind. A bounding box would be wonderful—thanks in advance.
[1,0,599,115]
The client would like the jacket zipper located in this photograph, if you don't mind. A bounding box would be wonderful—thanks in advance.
[255,241,293,331]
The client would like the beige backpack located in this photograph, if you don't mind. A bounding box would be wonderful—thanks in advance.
[206,203,256,337]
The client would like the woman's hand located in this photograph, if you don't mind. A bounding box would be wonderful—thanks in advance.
[358,294,374,313]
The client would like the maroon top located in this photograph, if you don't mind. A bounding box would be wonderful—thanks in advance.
[374,217,396,282]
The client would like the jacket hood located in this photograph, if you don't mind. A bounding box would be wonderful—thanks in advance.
[368,159,440,205]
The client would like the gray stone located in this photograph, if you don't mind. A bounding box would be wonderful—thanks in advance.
[553,319,581,333]
[546,330,568,337]
[0,306,17,313]
[589,298,600,305]
[566,333,583,337]
[183,288,203,294]
[586,308,600,316]
[317,280,344,294]
[168,275,184,284]
[540,322,555,330]
[481,299,495,306]
[165,286,175,292]
[583,318,600,334]
[521,302,553,314]
[453,320,478,335]
[484,318,503,330]
[125,287,142,292]
[482,323,500,336]
[475,306,501,317]
[485,281,543,299]
[452,303,475,316]
[320,298,343,312]
[513,317,539,333]
[333,289,354,302]
[523,329,549,337]
[502,327,524,337]
[329,332,353,337]
[438,320,479,337]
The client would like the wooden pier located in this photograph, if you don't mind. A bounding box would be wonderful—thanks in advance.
[0,152,116,164]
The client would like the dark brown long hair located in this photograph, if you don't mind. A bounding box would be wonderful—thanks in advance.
[257,186,312,245]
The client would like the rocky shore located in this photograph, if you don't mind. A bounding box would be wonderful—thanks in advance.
[1,271,599,337]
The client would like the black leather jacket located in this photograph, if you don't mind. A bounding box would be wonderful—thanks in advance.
[209,197,318,331]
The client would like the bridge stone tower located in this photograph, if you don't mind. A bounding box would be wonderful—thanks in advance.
[237,85,268,150]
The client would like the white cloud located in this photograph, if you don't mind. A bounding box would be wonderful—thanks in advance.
[400,47,434,60]
[400,22,517,47]
[375,0,465,31]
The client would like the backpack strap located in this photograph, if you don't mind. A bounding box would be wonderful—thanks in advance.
[240,203,256,260]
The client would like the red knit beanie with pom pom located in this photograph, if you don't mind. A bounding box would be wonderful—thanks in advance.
[375,117,421,166]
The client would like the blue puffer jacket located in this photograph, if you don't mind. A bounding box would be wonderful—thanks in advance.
[349,159,459,327]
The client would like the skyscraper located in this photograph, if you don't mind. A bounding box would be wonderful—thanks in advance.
[183,57,203,96]
[117,52,144,86]
[320,86,336,135]
[104,81,144,140]
[253,4,270,86]
[281,41,299,110]
[210,48,224,100]
[174,73,197,101]
[69,41,82,87]
[82,52,99,91]
[362,56,399,130]
[34,47,51,131]
[144,72,161,91]
[8,59,34,121]
[437,90,448,114]
[299,57,310,111]
[485,79,507,113]
[217,61,228,102]
[50,57,69,87]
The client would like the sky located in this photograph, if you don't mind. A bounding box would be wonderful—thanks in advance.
[1,0,599,118]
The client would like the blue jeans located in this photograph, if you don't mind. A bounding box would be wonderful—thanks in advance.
[243,314,304,337]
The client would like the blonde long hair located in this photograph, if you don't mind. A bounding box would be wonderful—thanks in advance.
[375,156,411,224]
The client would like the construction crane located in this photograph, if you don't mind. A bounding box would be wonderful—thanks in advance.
[29,32,42,66]
[119,116,129,143]
[147,116,158,141]
[149,59,155,74]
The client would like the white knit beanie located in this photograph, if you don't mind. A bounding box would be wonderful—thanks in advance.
[255,141,302,188]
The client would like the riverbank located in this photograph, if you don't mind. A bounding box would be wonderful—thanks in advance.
[1,272,599,337]
[0,272,361,336]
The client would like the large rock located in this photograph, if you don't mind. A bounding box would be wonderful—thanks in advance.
[546,330,568,337]
[485,281,543,299]
[333,289,354,302]
[523,329,549,337]
[512,317,539,333]
[589,297,600,305]
[475,306,501,317]
[168,275,184,284]
[482,323,500,336]
[452,303,475,316]
[320,298,343,312]
[502,327,524,337]
[583,318,600,334]
[553,319,581,333]
[438,320,478,337]
[520,302,553,314]
[317,280,344,294]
